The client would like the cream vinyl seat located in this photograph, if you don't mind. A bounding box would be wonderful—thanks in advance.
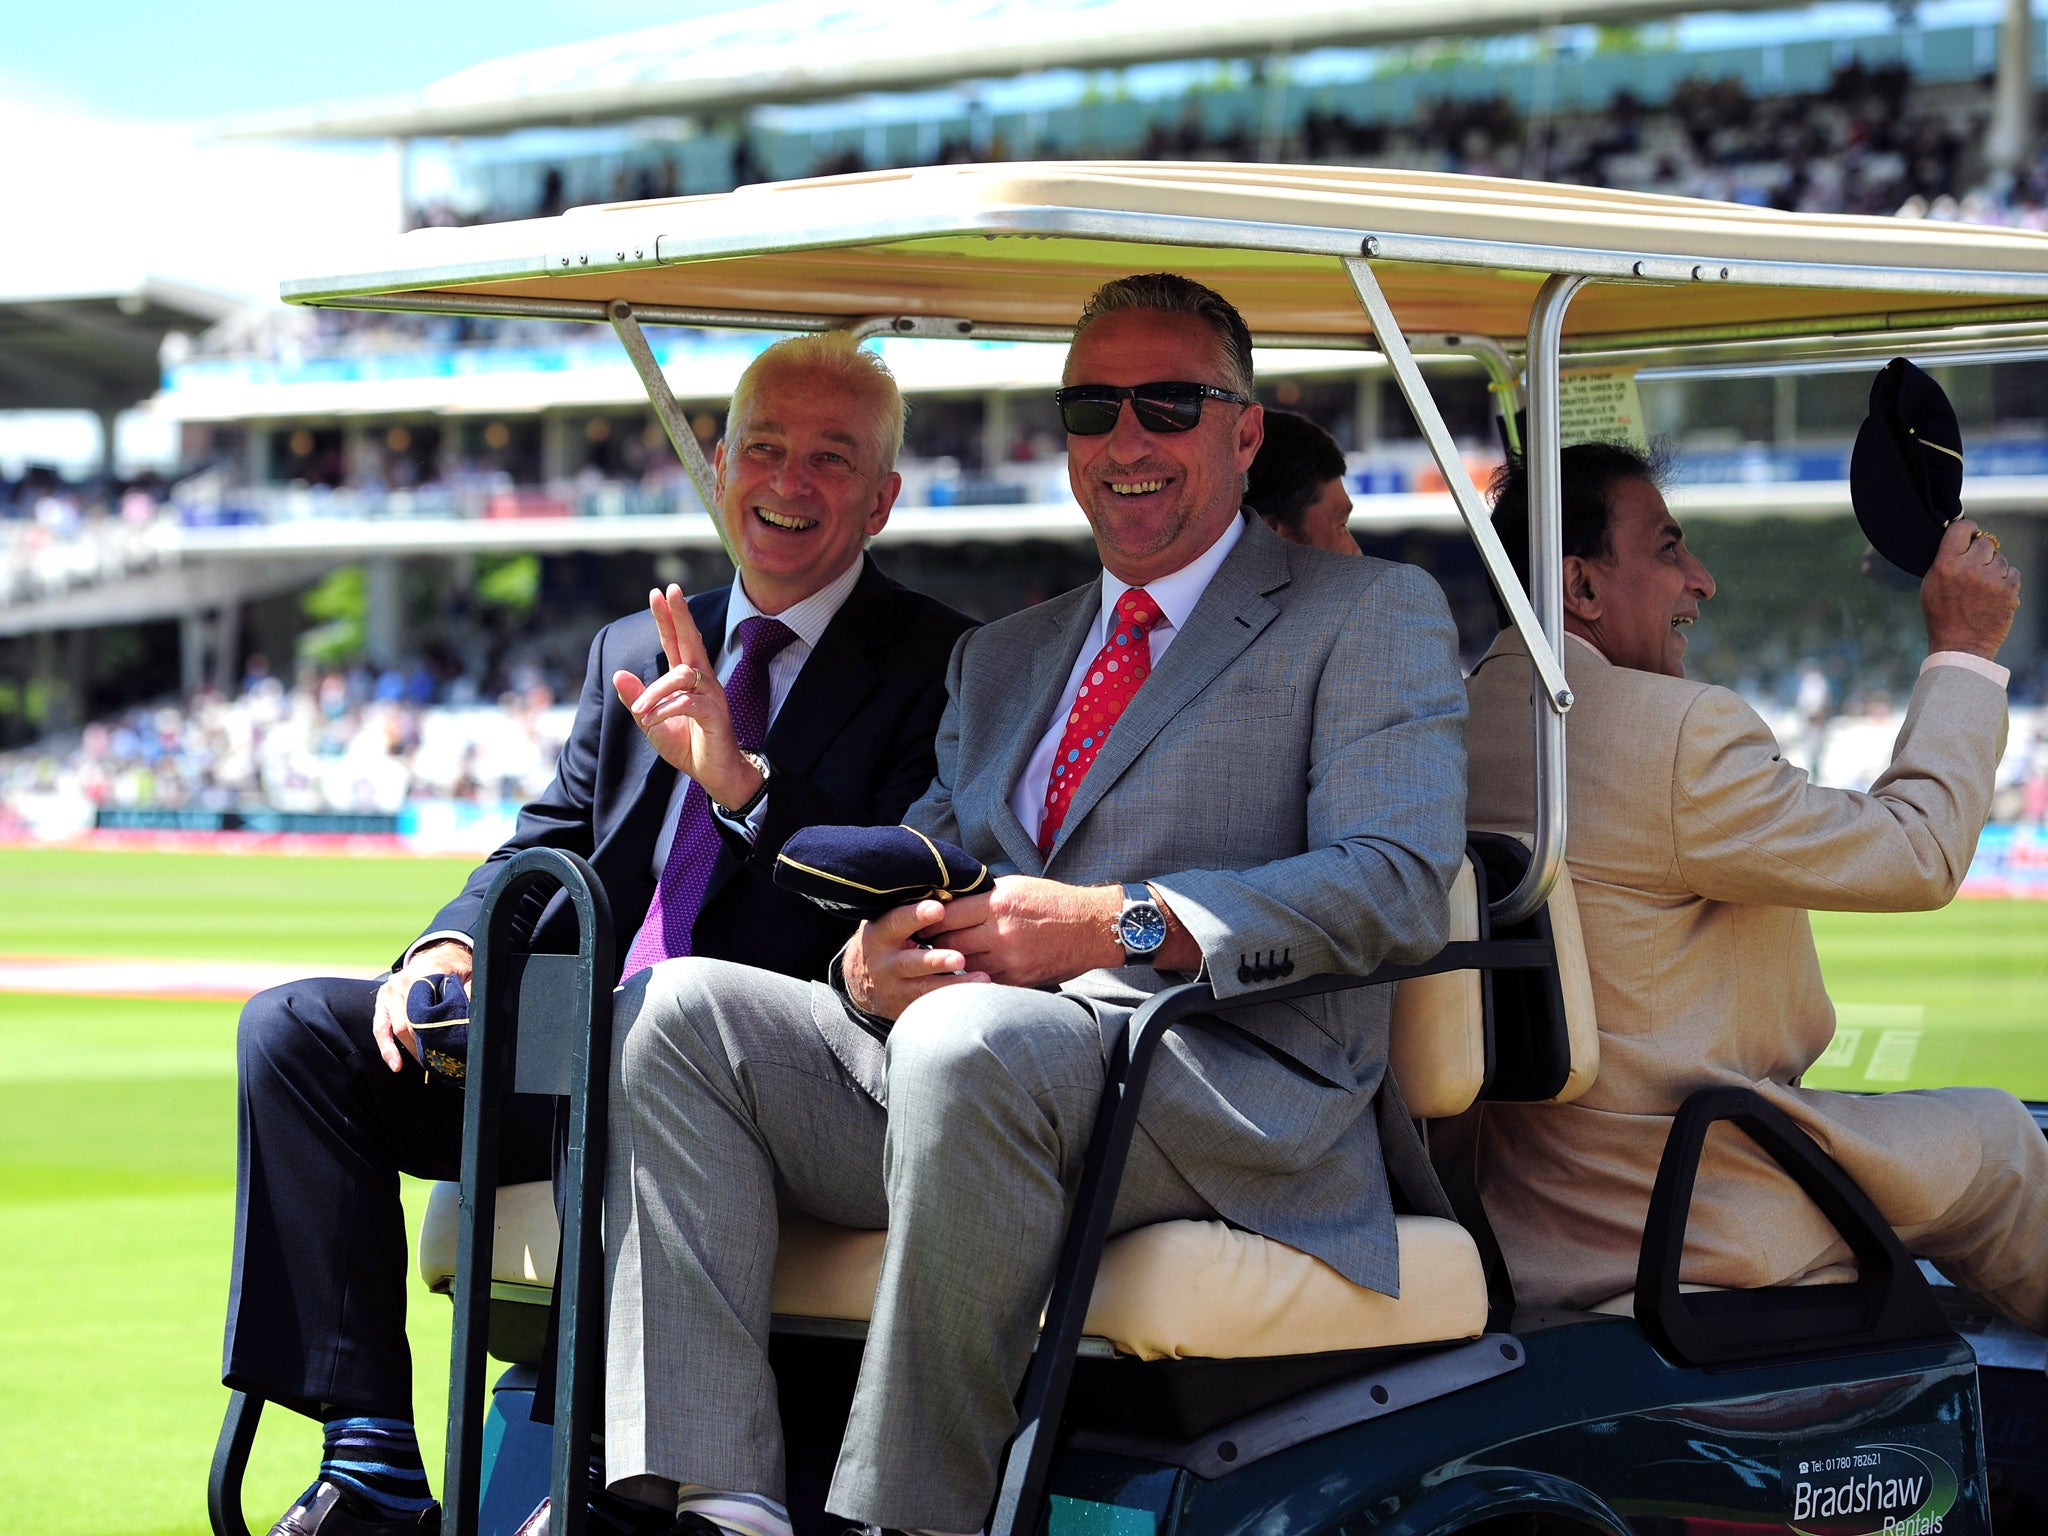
[419,847,1597,1364]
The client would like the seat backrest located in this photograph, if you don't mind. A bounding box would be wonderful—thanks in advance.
[1388,834,1598,1117]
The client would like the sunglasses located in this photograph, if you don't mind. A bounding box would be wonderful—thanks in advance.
[1054,381,1251,436]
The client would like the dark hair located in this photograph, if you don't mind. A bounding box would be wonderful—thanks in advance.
[1069,273,1256,398]
[1245,410,1347,530]
[1485,440,1670,627]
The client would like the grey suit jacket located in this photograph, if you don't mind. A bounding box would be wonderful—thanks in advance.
[856,514,1467,1294]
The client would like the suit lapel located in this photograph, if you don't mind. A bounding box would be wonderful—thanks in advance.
[986,587,1098,874]
[1046,521,1288,865]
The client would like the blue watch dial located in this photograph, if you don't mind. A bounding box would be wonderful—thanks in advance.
[1117,887,1168,957]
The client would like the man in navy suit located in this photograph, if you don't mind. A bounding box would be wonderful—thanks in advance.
[227,331,974,1536]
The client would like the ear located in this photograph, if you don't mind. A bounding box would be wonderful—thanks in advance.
[1562,554,1602,622]
[711,437,729,505]
[1234,402,1264,475]
[865,470,902,537]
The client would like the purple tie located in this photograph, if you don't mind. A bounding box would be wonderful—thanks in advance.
[622,615,798,979]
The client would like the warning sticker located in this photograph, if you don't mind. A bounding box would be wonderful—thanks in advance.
[1558,366,1649,451]
[1781,1436,1961,1533]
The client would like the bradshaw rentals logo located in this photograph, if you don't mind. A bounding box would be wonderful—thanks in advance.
[1790,1441,1958,1534]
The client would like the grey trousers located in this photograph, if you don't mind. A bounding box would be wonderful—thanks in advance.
[603,957,1215,1532]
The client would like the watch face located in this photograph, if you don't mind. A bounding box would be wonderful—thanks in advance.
[1118,902,1168,956]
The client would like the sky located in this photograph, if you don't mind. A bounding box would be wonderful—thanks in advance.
[2,0,728,120]
[0,0,732,473]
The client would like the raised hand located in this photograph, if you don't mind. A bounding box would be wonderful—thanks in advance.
[1923,518,2022,661]
[612,585,764,811]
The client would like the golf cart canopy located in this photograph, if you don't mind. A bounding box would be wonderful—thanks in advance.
[286,161,2048,358]
[281,160,2048,925]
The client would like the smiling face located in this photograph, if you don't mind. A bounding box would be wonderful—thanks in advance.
[714,368,901,615]
[1063,309,1263,585]
[1563,476,1716,677]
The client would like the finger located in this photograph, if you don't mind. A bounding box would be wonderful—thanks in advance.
[630,663,706,718]
[638,690,723,731]
[888,944,971,977]
[372,983,406,1072]
[665,586,715,674]
[612,669,647,709]
[649,587,682,670]
[1941,517,1979,560]
[921,893,993,937]
[868,898,950,947]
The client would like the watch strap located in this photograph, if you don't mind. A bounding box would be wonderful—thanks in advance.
[718,750,772,817]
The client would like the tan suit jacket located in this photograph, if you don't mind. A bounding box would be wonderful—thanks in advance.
[1459,629,2009,1308]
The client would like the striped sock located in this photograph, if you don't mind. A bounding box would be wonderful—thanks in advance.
[317,1413,434,1519]
[674,1486,793,1536]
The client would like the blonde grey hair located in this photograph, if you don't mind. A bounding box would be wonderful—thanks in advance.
[727,331,908,473]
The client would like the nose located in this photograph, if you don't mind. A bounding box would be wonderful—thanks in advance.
[1101,395,1156,452]
[768,456,811,496]
[1685,549,1716,600]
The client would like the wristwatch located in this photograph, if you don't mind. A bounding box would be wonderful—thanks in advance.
[716,749,772,817]
[1116,882,1168,964]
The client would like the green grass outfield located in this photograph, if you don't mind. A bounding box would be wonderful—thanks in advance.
[0,844,2042,1535]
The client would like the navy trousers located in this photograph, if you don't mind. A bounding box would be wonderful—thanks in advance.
[224,975,555,1420]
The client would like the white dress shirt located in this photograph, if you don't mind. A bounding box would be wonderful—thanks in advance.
[1008,513,1246,845]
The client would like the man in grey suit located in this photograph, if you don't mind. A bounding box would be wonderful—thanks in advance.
[601,273,1469,1536]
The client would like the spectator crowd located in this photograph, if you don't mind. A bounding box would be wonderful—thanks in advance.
[0,658,575,835]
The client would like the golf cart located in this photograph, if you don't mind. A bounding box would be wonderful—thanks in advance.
[212,161,2048,1536]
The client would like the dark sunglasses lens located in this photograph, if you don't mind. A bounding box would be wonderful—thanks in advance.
[1129,387,1205,432]
[1058,392,1124,435]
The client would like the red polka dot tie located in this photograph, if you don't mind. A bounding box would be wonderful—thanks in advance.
[1038,586,1159,855]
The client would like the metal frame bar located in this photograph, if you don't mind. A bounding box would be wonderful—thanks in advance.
[987,937,1555,1536]
[206,1391,261,1536]
[1506,274,1590,929]
[608,300,733,565]
[446,848,613,1536]
[1345,257,1567,712]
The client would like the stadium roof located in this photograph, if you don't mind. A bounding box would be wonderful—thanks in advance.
[0,279,242,416]
[223,0,1800,142]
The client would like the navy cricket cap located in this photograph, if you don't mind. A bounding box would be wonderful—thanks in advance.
[1850,357,1964,578]
[774,823,994,919]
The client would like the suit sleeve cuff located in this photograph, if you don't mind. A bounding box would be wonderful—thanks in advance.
[403,930,474,967]
[708,794,767,845]
[1922,651,2009,689]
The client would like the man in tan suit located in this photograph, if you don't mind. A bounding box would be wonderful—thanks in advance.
[1459,441,2045,1330]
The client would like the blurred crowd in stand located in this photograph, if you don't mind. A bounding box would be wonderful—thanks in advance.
[1,469,178,607]
[5,655,2044,833]
[0,657,575,827]
[398,59,2048,236]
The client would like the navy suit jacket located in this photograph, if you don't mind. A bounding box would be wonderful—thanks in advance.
[416,556,974,985]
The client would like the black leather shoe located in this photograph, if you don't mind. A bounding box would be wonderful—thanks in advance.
[269,1480,441,1535]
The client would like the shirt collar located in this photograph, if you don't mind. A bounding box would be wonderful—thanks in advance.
[1095,511,1245,639]
[725,554,865,658]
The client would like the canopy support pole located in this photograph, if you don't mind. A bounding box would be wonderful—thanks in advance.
[608,299,736,567]
[1346,254,1570,925]
[1514,273,1590,928]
